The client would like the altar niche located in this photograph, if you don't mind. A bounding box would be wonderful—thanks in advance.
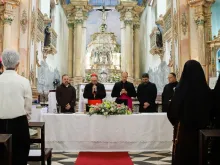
[85,6,121,83]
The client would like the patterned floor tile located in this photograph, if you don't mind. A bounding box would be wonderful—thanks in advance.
[51,162,64,165]
[53,154,69,158]
[160,156,172,161]
[132,157,150,161]
[44,151,172,165]
[140,153,166,158]
[144,160,171,164]
[58,158,77,162]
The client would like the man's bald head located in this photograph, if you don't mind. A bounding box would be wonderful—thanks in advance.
[121,72,128,83]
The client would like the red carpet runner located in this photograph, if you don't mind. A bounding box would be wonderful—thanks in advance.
[75,152,133,165]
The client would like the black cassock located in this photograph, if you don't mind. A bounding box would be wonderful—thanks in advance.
[162,81,178,112]
[56,84,76,113]
[83,83,106,112]
[111,81,136,106]
[137,82,157,113]
[167,87,212,165]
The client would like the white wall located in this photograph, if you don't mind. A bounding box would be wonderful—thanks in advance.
[140,1,170,92]
[39,0,50,17]
[37,0,68,77]
[140,0,167,73]
[157,0,166,19]
[46,4,69,76]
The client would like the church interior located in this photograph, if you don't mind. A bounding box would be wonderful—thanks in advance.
[0,0,220,164]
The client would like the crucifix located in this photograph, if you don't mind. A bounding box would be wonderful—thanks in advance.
[96,6,112,23]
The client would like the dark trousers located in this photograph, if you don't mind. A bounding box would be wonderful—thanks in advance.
[0,115,30,165]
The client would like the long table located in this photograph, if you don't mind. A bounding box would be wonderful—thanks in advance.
[40,113,173,152]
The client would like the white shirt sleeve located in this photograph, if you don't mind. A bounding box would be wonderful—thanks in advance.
[24,80,32,120]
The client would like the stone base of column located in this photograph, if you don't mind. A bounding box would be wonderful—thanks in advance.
[73,76,83,85]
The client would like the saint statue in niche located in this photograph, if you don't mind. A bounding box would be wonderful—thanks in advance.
[44,25,51,47]
[156,24,163,48]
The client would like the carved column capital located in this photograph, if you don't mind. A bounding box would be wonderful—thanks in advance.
[133,23,140,30]
[64,1,92,26]
[124,20,133,26]
[74,18,84,25]
[188,0,215,8]
[195,15,205,26]
[2,15,13,25]
[188,0,214,26]
[67,15,75,28]
[116,1,144,27]
[67,22,74,28]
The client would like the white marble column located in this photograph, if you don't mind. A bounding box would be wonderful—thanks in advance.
[120,21,126,71]
[124,20,134,80]
[188,0,215,81]
[3,17,13,49]
[81,21,87,78]
[74,20,83,78]
[64,2,92,85]
[133,23,141,80]
[2,1,20,49]
[116,1,143,82]
[67,23,74,77]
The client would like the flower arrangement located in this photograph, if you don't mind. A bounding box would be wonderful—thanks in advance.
[88,100,132,116]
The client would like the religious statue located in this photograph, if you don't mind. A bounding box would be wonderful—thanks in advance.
[156,25,163,48]
[44,25,51,47]
[96,6,112,23]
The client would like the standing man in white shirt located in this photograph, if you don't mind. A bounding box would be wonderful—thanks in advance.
[0,49,32,165]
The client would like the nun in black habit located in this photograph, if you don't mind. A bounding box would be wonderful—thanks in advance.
[167,60,212,165]
[211,75,220,165]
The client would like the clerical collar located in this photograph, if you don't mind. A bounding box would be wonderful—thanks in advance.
[62,83,69,87]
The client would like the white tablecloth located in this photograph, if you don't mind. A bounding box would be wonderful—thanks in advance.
[40,113,173,152]
[48,92,57,113]
[31,105,47,122]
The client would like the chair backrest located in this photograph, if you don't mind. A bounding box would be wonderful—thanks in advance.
[29,122,45,160]
[0,134,12,165]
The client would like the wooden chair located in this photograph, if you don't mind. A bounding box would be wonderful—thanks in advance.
[199,129,220,165]
[28,122,52,165]
[0,134,12,165]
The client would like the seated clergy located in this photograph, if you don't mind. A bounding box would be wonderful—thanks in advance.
[137,73,157,113]
[83,73,106,112]
[111,72,136,109]
[56,74,76,113]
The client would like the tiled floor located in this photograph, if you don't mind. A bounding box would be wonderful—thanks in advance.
[31,151,171,165]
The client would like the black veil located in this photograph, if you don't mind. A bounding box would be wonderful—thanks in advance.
[213,75,220,127]
[168,60,211,129]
